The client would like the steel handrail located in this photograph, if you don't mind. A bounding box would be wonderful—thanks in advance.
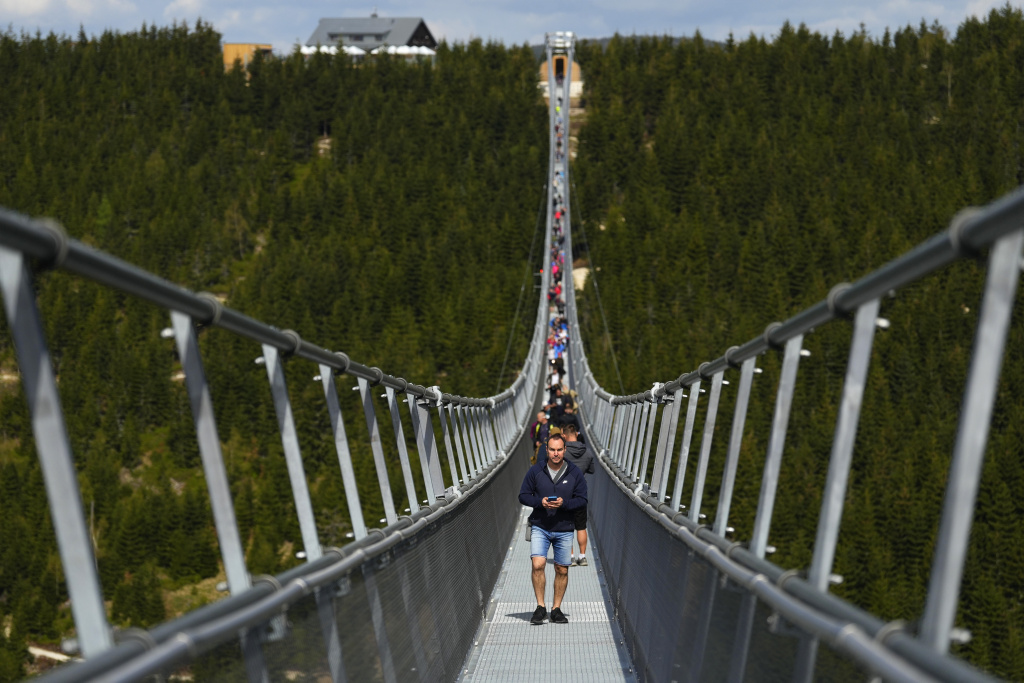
[1,129,554,677]
[561,51,1023,683]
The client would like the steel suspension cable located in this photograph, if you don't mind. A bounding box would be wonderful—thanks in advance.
[496,181,547,392]
[570,174,626,395]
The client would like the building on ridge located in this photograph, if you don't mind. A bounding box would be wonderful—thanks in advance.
[306,13,437,54]
[223,43,272,70]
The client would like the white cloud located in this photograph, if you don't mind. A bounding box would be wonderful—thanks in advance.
[65,0,93,14]
[218,9,242,28]
[0,0,52,17]
[163,0,200,20]
[428,17,477,42]
[965,0,1008,20]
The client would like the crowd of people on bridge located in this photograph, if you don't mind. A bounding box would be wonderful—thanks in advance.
[518,79,597,626]
[547,316,568,359]
[554,92,566,164]
[548,123,568,320]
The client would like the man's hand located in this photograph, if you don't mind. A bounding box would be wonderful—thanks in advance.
[541,497,563,509]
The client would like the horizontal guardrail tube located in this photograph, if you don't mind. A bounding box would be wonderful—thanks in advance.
[1,131,552,679]
[558,62,1024,679]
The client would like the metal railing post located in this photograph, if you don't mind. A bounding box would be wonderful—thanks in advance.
[489,406,500,457]
[472,407,490,465]
[458,405,481,475]
[626,401,643,475]
[363,564,398,683]
[396,562,430,682]
[603,400,614,446]
[0,246,113,658]
[609,405,624,465]
[921,230,1024,653]
[171,311,267,682]
[407,394,445,500]
[727,594,758,683]
[262,344,322,561]
[634,400,659,483]
[436,400,462,487]
[172,312,252,593]
[625,402,644,478]
[614,404,629,468]
[318,365,367,539]
[619,403,632,468]
[420,395,447,493]
[497,401,509,448]
[447,404,472,482]
[648,394,674,497]
[475,407,490,465]
[625,403,643,473]
[484,405,499,456]
[713,358,756,536]
[268,357,347,680]
[807,299,881,590]
[500,403,511,449]
[655,388,684,501]
[384,386,420,515]
[689,371,724,523]
[260,348,348,683]
[671,382,701,511]
[492,403,505,450]
[357,377,399,526]
[689,567,720,680]
[750,334,804,559]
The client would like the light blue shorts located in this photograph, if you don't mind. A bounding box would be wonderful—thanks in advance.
[531,526,573,567]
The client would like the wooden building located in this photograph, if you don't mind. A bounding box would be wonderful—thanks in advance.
[222,43,272,70]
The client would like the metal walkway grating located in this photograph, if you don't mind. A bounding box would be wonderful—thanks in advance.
[460,508,636,682]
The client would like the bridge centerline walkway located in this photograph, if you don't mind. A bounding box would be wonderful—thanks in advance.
[459,507,635,682]
[456,34,636,683]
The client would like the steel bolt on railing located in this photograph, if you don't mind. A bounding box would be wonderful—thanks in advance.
[564,162,1024,679]
[0,185,553,680]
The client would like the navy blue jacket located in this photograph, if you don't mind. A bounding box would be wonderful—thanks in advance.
[518,460,588,532]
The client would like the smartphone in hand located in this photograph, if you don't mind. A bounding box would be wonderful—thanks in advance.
[546,496,558,502]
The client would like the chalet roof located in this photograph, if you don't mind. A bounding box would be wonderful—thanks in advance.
[306,17,437,51]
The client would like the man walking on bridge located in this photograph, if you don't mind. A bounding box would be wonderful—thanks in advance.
[561,423,594,566]
[519,433,587,625]
[529,411,550,463]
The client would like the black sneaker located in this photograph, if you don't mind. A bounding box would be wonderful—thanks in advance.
[550,607,568,624]
[530,605,547,625]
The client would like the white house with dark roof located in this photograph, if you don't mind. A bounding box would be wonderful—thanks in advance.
[306,14,437,53]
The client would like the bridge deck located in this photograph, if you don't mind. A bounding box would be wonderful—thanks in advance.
[460,507,636,682]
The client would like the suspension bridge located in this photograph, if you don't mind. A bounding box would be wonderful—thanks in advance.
[1,30,1022,682]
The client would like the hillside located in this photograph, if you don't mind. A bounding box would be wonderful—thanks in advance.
[0,25,546,679]
[2,11,1024,680]
[572,10,1024,679]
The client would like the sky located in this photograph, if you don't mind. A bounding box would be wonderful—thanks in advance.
[2,0,1021,54]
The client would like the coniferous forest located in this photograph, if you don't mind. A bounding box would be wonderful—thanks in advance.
[0,24,546,679]
[573,8,1024,680]
[1,7,1024,681]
